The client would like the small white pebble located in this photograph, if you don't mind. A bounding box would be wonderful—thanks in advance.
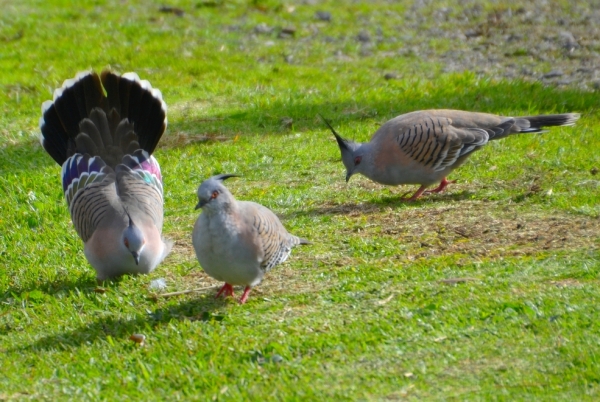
[149,278,167,291]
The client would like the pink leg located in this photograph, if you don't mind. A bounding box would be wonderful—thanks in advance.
[401,185,428,201]
[216,283,234,299]
[425,177,456,194]
[239,286,252,304]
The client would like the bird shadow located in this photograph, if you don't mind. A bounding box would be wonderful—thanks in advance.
[0,275,98,304]
[10,293,228,353]
[371,189,476,206]
[281,190,476,219]
[0,270,168,306]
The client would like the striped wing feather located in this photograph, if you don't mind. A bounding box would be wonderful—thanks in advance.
[378,109,580,172]
[249,204,300,272]
[63,154,117,242]
[116,164,164,231]
[393,115,490,172]
[63,152,164,242]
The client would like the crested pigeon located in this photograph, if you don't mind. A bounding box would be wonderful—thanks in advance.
[39,70,172,280]
[324,109,580,200]
[192,175,309,304]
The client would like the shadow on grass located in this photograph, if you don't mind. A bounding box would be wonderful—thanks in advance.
[0,139,56,174]
[281,190,476,219]
[0,275,98,305]
[170,76,599,142]
[11,293,228,352]
[5,75,597,170]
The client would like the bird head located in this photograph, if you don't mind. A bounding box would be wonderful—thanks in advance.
[122,210,145,265]
[195,174,238,210]
[320,115,363,182]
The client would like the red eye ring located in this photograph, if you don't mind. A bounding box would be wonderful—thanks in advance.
[211,190,219,199]
[354,156,362,165]
[124,239,129,248]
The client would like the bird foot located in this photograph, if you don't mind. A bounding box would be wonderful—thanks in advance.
[399,185,428,202]
[424,178,456,194]
[239,286,252,304]
[216,283,235,299]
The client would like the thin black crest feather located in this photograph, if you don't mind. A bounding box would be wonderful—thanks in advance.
[123,206,135,227]
[213,174,240,182]
[318,114,349,150]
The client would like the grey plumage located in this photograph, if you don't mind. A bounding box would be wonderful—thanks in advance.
[324,109,580,200]
[192,174,309,304]
[40,70,172,280]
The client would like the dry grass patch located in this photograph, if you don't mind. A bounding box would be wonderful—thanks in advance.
[308,200,599,262]
[394,204,599,259]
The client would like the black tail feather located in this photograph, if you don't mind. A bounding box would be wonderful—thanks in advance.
[520,113,580,129]
[40,102,71,165]
[100,70,121,116]
[40,70,167,166]
[487,113,580,143]
[88,108,113,148]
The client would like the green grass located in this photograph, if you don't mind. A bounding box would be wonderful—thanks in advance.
[1,0,600,399]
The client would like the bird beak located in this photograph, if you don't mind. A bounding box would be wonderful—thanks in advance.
[131,252,140,265]
[195,200,206,210]
[345,169,353,183]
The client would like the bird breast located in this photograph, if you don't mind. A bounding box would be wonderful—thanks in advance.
[368,138,448,186]
[193,212,264,286]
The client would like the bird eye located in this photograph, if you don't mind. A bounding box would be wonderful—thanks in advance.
[211,190,219,199]
[124,238,129,248]
[354,156,362,165]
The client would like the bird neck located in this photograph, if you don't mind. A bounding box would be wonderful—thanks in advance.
[204,199,238,217]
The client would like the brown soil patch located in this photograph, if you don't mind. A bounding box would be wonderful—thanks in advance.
[396,206,597,260]
[321,200,599,261]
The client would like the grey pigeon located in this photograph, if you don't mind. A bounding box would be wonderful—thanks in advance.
[192,175,309,304]
[324,110,580,200]
[39,70,172,280]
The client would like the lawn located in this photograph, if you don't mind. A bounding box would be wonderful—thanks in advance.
[1,0,600,400]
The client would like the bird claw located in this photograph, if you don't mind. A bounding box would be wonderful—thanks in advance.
[398,190,415,201]
[424,178,456,194]
[239,286,252,304]
[215,283,235,299]
[399,185,427,201]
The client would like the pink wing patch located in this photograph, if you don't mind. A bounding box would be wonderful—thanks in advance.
[122,150,163,183]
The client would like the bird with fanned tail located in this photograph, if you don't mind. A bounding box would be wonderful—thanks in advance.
[39,70,172,280]
[323,110,580,201]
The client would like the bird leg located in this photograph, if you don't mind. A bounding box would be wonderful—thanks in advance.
[425,177,456,194]
[239,286,252,304]
[215,283,235,299]
[400,185,428,201]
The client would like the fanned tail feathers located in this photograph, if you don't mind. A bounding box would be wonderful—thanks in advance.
[40,70,167,167]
